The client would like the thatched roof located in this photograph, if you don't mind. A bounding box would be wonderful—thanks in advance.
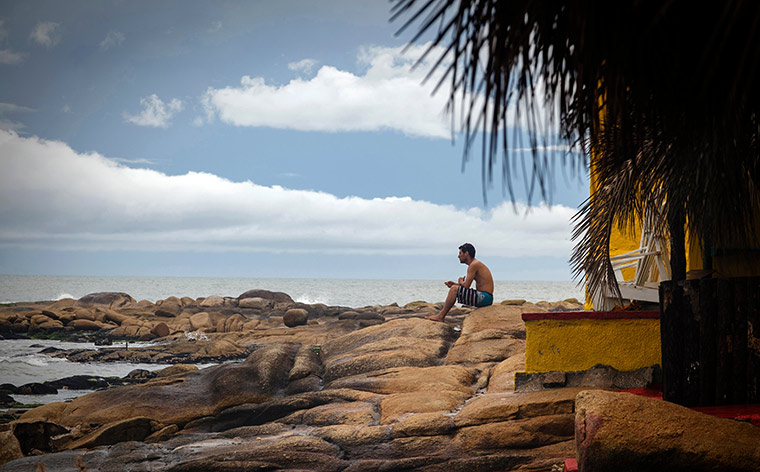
[393,0,760,293]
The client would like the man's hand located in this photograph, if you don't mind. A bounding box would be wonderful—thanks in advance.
[444,280,456,288]
[457,276,465,285]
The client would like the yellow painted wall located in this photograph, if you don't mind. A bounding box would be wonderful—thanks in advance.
[523,318,661,373]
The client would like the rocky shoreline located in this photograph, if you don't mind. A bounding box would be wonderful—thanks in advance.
[0,290,585,470]
[3,290,757,471]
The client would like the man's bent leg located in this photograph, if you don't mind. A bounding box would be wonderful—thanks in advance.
[426,284,459,322]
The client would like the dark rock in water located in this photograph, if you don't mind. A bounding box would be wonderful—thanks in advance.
[0,392,15,406]
[125,369,156,382]
[29,344,45,348]
[75,292,135,308]
[45,376,112,391]
[0,383,17,394]
[284,308,309,327]
[94,338,112,346]
[237,289,294,303]
[39,347,64,354]
[16,382,57,395]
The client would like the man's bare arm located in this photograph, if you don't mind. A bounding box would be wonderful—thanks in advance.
[461,262,479,288]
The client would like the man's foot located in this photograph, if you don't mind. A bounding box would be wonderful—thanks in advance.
[425,314,445,322]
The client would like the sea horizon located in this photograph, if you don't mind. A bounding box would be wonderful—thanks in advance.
[0,274,585,308]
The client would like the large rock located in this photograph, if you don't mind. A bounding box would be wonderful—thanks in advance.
[454,388,583,427]
[0,429,23,465]
[239,297,273,310]
[284,308,309,327]
[575,390,760,472]
[151,322,170,338]
[321,318,457,382]
[20,344,299,429]
[199,295,225,307]
[327,365,476,396]
[444,304,526,365]
[75,292,135,309]
[487,352,525,393]
[238,289,294,303]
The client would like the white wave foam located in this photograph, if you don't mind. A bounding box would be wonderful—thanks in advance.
[295,294,329,305]
[55,292,75,300]
[184,331,209,342]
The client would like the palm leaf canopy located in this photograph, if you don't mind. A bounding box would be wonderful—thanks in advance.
[393,0,760,295]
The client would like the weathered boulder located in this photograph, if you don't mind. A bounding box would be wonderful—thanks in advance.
[281,401,378,426]
[238,289,294,303]
[575,389,760,472]
[189,312,214,331]
[284,308,309,327]
[20,344,298,428]
[68,319,108,331]
[239,297,273,310]
[154,364,198,378]
[75,292,135,309]
[454,414,575,451]
[0,429,23,465]
[199,295,225,308]
[487,352,525,393]
[380,391,468,424]
[444,304,526,365]
[64,416,157,450]
[321,318,457,382]
[151,322,170,338]
[454,388,582,428]
[217,313,246,332]
[327,365,477,396]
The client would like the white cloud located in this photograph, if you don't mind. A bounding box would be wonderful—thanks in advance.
[0,130,577,257]
[30,22,62,48]
[0,49,24,64]
[99,30,125,51]
[123,94,183,128]
[288,58,318,75]
[202,43,454,138]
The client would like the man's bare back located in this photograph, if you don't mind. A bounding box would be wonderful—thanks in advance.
[466,259,494,295]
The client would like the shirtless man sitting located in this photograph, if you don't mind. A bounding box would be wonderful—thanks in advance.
[425,243,494,322]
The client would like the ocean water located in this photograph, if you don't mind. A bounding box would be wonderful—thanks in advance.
[0,275,584,307]
[0,339,217,405]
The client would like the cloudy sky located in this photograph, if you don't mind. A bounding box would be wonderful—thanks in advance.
[0,0,589,280]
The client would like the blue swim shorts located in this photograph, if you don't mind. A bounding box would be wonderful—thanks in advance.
[457,286,494,307]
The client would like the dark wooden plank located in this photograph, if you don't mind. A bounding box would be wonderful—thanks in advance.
[682,280,701,406]
[748,278,760,403]
[660,282,683,403]
[715,278,733,405]
[733,278,748,404]
[698,278,717,406]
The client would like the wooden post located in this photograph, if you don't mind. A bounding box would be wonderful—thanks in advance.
[715,279,732,405]
[749,278,760,403]
[733,278,748,404]
[661,277,760,406]
[698,278,716,406]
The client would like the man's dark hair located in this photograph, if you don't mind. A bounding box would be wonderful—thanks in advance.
[459,243,476,258]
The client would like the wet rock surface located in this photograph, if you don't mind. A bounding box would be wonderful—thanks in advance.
[0,292,587,471]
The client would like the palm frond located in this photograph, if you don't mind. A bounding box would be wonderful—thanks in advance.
[393,0,760,296]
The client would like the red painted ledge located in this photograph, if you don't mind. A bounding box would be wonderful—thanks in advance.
[522,310,660,321]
